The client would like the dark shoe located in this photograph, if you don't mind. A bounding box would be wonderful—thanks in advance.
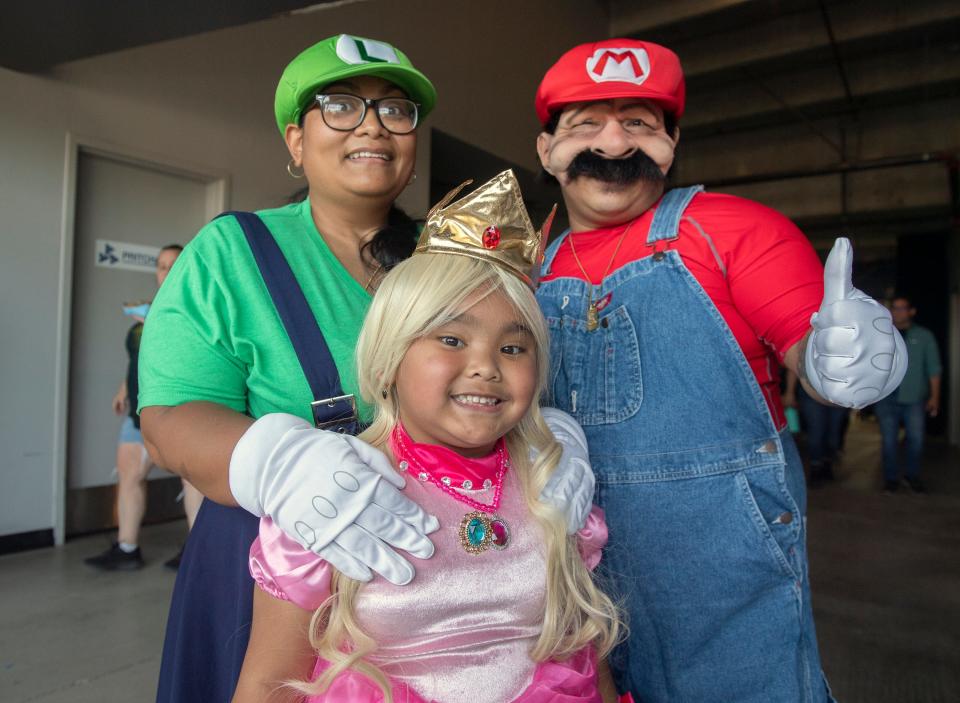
[164,546,184,571]
[883,480,899,494]
[84,543,144,571]
[820,461,836,482]
[810,461,835,483]
[904,477,927,494]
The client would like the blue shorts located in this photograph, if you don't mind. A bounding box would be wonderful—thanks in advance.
[118,416,144,445]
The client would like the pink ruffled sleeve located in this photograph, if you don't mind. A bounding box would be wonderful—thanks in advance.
[575,505,608,571]
[249,517,333,611]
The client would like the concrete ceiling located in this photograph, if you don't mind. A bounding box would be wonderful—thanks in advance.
[4,0,954,238]
[0,0,337,72]
[8,0,954,155]
[618,0,960,148]
[611,0,960,240]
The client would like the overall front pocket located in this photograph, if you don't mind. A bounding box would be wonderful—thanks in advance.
[736,465,804,583]
[547,304,643,426]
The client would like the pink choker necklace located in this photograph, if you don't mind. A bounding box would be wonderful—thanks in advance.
[389,424,511,554]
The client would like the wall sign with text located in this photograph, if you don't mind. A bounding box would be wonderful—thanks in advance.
[94,239,160,274]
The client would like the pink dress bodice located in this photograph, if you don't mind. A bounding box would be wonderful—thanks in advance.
[250,467,607,703]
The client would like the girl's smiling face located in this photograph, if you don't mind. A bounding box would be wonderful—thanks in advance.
[394,288,538,457]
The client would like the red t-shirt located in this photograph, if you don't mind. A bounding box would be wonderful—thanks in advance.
[542,192,823,429]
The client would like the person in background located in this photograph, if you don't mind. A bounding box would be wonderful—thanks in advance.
[164,483,203,569]
[85,244,191,570]
[783,369,848,486]
[875,295,942,493]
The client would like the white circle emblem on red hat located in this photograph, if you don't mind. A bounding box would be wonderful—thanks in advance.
[585,47,651,85]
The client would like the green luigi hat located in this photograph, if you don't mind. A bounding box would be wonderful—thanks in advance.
[274,34,437,134]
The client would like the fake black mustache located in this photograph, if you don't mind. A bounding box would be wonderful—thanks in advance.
[565,148,665,185]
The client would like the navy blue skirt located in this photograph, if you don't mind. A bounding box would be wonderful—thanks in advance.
[156,499,260,703]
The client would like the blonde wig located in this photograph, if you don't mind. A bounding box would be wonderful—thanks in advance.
[298,253,622,701]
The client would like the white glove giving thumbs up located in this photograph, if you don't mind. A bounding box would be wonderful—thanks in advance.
[803,238,907,408]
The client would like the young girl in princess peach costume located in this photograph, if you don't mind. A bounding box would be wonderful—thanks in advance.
[232,172,626,703]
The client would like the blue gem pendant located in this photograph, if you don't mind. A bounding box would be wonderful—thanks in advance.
[458,511,511,554]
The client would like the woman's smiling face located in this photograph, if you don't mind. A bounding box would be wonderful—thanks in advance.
[287,75,417,203]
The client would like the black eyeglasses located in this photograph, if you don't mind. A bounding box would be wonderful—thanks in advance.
[311,93,419,135]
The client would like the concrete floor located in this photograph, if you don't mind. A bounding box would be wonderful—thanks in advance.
[0,417,957,703]
[807,417,960,703]
[0,522,181,702]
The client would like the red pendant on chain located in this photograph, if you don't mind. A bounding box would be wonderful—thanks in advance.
[490,518,510,549]
[482,225,501,249]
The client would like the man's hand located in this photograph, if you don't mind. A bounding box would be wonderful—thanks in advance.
[229,414,438,585]
[926,397,940,418]
[540,408,596,534]
[804,238,907,408]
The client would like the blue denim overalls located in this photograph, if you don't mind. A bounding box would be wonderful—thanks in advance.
[536,187,835,702]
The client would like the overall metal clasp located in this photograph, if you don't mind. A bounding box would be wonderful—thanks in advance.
[652,234,678,262]
[310,393,358,433]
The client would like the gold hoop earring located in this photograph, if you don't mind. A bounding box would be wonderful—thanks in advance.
[286,159,305,179]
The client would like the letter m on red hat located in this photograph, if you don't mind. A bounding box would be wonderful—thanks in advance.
[586,47,651,85]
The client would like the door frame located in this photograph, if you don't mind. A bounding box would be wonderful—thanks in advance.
[950,292,959,446]
[51,133,229,545]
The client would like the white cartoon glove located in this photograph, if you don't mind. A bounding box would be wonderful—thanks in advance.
[540,407,596,534]
[229,413,439,584]
[804,238,907,409]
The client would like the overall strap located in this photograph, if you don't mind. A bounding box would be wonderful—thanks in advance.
[222,211,357,433]
[541,229,573,277]
[646,185,705,244]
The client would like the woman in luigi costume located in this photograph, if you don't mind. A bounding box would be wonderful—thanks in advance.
[139,34,438,702]
[140,34,595,702]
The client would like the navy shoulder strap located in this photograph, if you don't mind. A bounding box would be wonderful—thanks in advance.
[222,211,357,433]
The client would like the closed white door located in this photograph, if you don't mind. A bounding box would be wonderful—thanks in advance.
[67,151,209,531]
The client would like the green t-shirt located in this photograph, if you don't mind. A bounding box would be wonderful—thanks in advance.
[138,199,373,423]
[896,324,942,404]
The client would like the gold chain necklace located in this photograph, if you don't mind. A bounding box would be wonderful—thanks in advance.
[363,263,383,292]
[568,220,636,331]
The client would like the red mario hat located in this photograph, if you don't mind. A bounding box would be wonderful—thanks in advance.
[535,39,685,126]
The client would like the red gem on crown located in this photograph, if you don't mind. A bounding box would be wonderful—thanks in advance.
[482,225,501,249]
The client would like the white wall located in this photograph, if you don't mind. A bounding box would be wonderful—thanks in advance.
[0,0,609,539]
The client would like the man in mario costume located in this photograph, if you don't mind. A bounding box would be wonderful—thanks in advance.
[534,39,906,702]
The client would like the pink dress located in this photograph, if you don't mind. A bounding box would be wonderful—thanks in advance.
[249,463,608,703]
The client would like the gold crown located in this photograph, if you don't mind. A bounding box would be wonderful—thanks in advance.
[415,170,556,286]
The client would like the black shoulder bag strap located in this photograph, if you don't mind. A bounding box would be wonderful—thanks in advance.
[220,211,358,434]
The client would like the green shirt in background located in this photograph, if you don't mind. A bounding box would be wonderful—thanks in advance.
[895,324,942,405]
[138,199,373,424]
